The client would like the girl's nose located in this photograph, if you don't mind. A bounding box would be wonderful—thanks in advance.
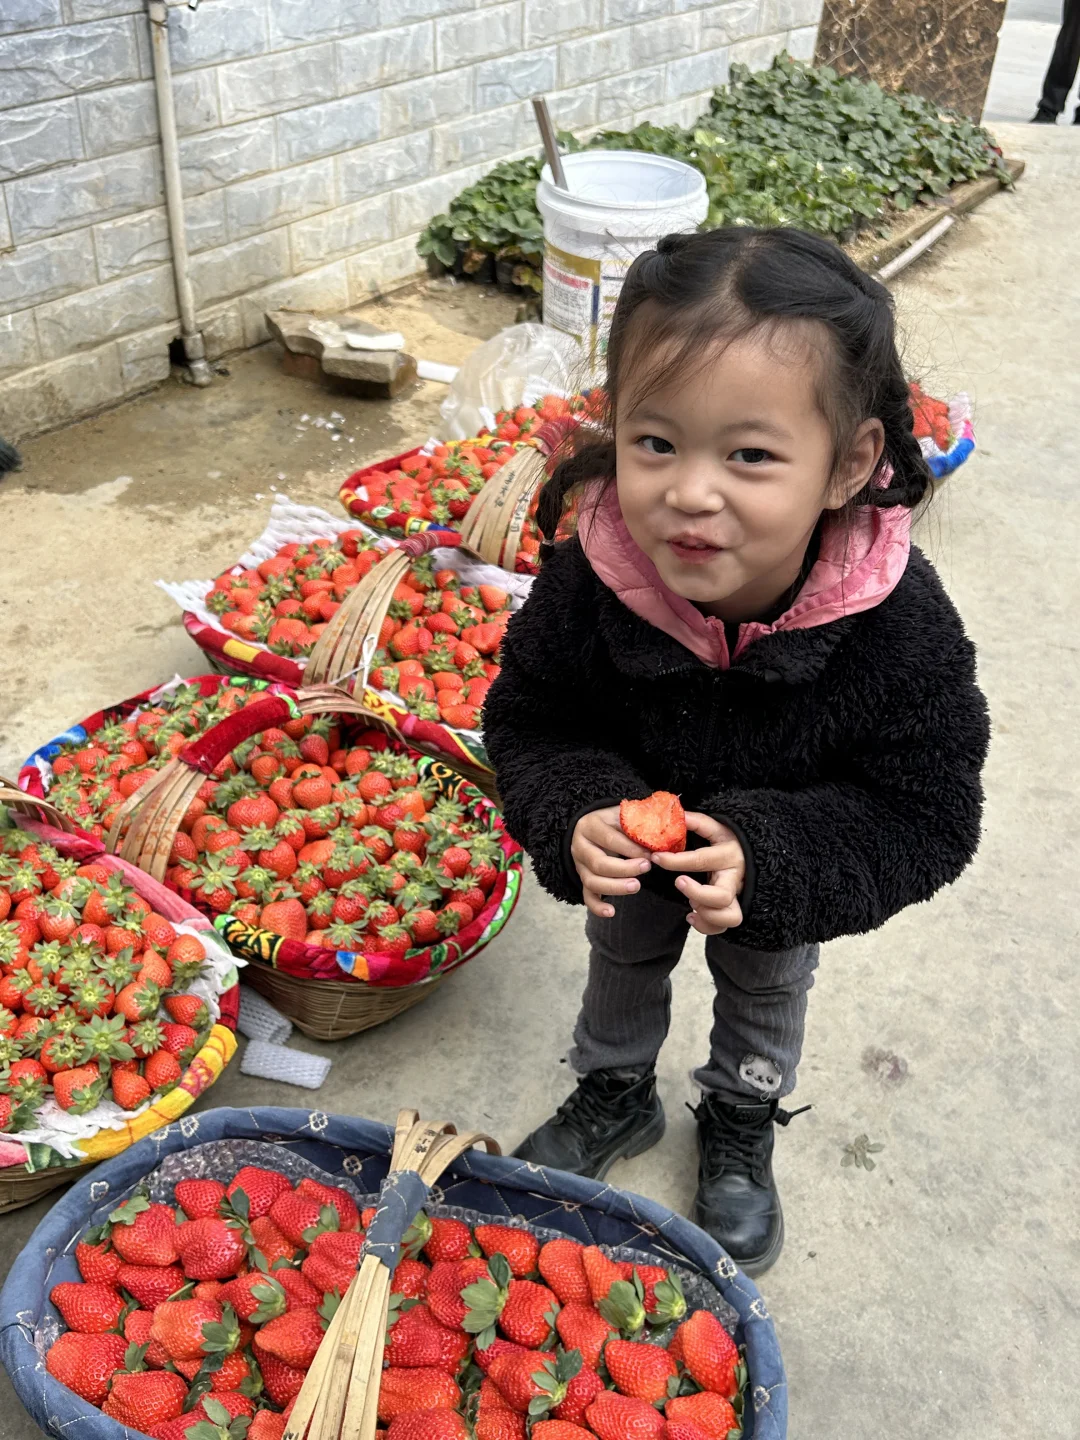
[665,465,725,515]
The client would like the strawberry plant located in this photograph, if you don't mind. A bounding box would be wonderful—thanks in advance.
[45,1194,748,1440]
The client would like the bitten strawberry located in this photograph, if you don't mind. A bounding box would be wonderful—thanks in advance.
[618,793,686,853]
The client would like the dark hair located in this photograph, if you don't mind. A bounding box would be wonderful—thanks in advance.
[536,226,932,556]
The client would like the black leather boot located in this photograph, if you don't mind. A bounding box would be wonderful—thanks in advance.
[513,1068,665,1178]
[691,1093,808,1277]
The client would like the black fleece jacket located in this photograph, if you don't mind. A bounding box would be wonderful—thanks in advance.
[484,536,990,952]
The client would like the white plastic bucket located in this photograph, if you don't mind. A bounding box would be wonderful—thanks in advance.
[537,151,708,378]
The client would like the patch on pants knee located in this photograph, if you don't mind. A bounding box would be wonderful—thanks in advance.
[740,1053,782,1095]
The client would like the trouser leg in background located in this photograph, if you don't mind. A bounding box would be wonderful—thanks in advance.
[569,888,689,1075]
[692,934,819,1104]
[1037,0,1080,115]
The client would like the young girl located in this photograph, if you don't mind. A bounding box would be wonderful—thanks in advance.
[483,226,989,1276]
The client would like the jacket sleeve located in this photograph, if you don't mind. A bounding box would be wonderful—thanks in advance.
[483,550,651,903]
[701,636,989,950]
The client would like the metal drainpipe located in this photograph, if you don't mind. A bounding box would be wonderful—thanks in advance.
[146,0,212,386]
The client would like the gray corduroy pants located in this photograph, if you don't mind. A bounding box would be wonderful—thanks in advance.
[568,887,819,1104]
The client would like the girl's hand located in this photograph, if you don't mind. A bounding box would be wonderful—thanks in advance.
[571,806,652,919]
[651,812,746,935]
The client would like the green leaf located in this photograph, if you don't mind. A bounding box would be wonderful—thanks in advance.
[203,1399,230,1426]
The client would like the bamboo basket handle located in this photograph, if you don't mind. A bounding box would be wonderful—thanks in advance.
[0,780,80,835]
[107,685,390,879]
[458,446,548,570]
[303,532,453,694]
[286,1114,500,1440]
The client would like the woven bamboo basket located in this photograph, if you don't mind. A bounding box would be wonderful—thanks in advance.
[104,684,522,1041]
[301,532,518,803]
[0,783,240,1211]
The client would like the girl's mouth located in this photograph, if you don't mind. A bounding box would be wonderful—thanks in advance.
[667,536,723,565]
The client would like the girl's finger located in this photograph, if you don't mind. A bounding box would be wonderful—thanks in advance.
[682,812,729,842]
[674,874,738,908]
[689,899,743,933]
[581,823,652,860]
[581,868,643,898]
[584,890,616,920]
[574,838,650,878]
[651,844,740,873]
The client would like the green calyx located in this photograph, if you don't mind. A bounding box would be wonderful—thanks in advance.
[526,1349,583,1417]
[248,1276,287,1325]
[645,1270,687,1327]
[200,1301,242,1358]
[598,1274,647,1336]
[301,1203,340,1245]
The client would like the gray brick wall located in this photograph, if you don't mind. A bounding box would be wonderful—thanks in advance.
[0,0,821,438]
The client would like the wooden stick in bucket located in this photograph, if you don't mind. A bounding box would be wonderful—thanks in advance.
[284,1110,499,1440]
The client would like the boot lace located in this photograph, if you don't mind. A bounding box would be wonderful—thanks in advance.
[692,1095,810,1182]
[553,1070,646,1141]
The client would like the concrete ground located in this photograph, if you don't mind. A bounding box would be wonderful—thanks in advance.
[1,122,1078,1438]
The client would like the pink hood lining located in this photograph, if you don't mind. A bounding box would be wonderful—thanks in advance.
[578,482,912,670]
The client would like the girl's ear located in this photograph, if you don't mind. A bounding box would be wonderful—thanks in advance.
[825,418,885,510]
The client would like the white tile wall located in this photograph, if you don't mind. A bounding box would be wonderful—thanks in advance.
[0,0,820,436]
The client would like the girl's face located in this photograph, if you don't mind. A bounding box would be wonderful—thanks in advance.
[614,327,882,622]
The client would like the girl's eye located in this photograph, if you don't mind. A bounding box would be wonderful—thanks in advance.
[638,435,675,455]
[731,447,772,465]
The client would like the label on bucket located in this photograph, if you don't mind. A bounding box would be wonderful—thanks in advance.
[543,241,631,374]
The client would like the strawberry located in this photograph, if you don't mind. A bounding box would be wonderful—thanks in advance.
[388,1412,470,1440]
[585,1392,666,1440]
[177,1216,247,1280]
[296,1175,360,1231]
[176,1177,227,1219]
[103,1369,188,1430]
[474,1225,539,1279]
[538,1240,590,1305]
[301,1228,363,1295]
[385,1302,470,1374]
[53,1063,106,1114]
[426,1256,487,1331]
[292,774,333,810]
[112,1068,152,1109]
[476,1397,527,1440]
[478,585,509,613]
[487,1349,580,1415]
[48,1281,125,1334]
[108,1197,180,1265]
[150,1297,226,1359]
[125,1307,171,1368]
[551,1362,605,1426]
[618,793,686,853]
[249,1412,287,1440]
[474,1337,527,1375]
[554,1302,613,1370]
[259,899,308,941]
[677,1308,739,1398]
[663,1422,720,1440]
[440,846,471,878]
[45,1331,127,1406]
[377,1367,461,1422]
[664,1393,739,1439]
[423,1215,472,1261]
[226,1165,292,1219]
[269,1189,339,1246]
[254,1343,307,1410]
[249,1215,297,1268]
[533,1425,593,1440]
[392,1257,430,1299]
[117,1262,185,1309]
[187,1390,256,1422]
[113,977,161,1023]
[463,1256,558,1348]
[255,1296,333,1369]
[163,993,209,1028]
[161,1022,200,1063]
[219,1270,284,1323]
[581,1247,624,1304]
[76,1239,121,1286]
[605,1340,676,1403]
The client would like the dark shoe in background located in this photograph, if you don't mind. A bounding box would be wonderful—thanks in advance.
[513,1067,665,1179]
[691,1092,808,1277]
[1031,107,1057,122]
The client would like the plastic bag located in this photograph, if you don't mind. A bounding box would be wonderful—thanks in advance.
[440,323,585,439]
